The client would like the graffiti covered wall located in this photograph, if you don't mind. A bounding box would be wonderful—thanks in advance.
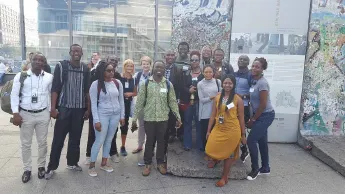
[301,0,345,136]
[172,0,233,54]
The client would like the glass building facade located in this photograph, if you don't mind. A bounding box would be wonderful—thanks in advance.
[0,0,173,68]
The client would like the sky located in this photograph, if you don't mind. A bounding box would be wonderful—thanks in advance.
[0,0,38,20]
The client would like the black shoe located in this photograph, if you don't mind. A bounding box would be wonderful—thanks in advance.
[120,146,128,156]
[22,171,31,183]
[247,169,259,181]
[38,167,45,179]
[259,167,271,175]
[168,136,175,144]
[240,151,249,163]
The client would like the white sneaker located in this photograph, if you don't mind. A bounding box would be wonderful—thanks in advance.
[100,165,114,173]
[88,167,97,177]
[110,154,120,163]
[84,157,90,165]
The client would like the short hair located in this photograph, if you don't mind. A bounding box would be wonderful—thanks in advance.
[32,52,47,65]
[140,56,152,66]
[178,42,189,51]
[254,57,268,70]
[152,60,165,68]
[214,48,224,54]
[189,50,201,59]
[122,59,135,75]
[70,44,82,52]
[92,52,100,56]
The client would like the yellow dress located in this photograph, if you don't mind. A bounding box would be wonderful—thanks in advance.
[205,94,241,160]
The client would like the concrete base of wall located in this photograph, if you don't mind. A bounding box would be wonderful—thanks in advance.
[297,130,345,177]
[166,141,250,179]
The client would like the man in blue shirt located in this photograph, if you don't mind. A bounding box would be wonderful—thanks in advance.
[234,55,251,163]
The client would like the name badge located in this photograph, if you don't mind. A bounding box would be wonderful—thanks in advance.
[125,82,129,88]
[192,77,198,81]
[249,87,254,93]
[160,88,167,93]
[227,102,235,109]
[183,65,189,71]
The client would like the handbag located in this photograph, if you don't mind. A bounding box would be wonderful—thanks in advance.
[178,101,190,112]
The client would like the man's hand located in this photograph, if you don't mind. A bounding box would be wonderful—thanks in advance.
[13,113,22,126]
[247,119,254,128]
[131,121,138,132]
[50,109,59,119]
[94,122,101,132]
[83,110,90,120]
[175,120,182,128]
[124,93,131,98]
[120,119,125,126]
[189,86,196,93]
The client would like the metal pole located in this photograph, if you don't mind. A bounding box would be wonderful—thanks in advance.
[114,0,117,56]
[68,0,73,45]
[154,0,158,60]
[19,0,26,60]
[227,0,235,62]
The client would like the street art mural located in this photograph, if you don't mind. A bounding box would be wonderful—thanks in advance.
[172,0,232,54]
[301,0,345,136]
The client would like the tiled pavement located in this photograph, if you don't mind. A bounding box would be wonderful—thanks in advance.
[0,112,344,194]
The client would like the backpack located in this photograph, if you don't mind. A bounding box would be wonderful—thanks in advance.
[144,79,170,106]
[97,79,120,105]
[0,72,28,114]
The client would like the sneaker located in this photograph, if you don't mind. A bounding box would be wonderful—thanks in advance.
[38,167,45,179]
[100,165,114,173]
[142,165,151,176]
[84,157,91,165]
[120,146,128,156]
[259,167,271,175]
[45,170,54,180]
[247,169,260,181]
[88,167,97,177]
[157,164,167,175]
[67,164,82,171]
[240,151,249,163]
[110,154,120,163]
[137,160,145,166]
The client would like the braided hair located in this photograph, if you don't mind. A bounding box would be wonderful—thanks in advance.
[254,57,268,70]
[96,60,111,94]
[218,74,237,112]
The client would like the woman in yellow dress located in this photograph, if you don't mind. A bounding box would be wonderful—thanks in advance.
[205,74,247,187]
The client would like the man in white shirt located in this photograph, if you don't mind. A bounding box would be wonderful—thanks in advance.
[11,52,53,183]
[0,56,6,85]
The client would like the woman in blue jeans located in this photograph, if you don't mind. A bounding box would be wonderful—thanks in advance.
[181,50,204,151]
[246,57,275,181]
[88,61,125,177]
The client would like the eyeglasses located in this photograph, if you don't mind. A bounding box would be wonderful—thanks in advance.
[106,69,114,73]
[190,59,200,62]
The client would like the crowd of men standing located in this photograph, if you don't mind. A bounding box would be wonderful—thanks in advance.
[9,42,275,187]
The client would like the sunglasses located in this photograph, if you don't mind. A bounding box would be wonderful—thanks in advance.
[190,59,200,62]
[106,69,114,73]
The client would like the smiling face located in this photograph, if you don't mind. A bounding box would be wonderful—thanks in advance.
[141,60,151,72]
[222,78,234,93]
[165,51,176,65]
[202,46,212,59]
[190,54,200,70]
[251,60,264,76]
[124,62,134,74]
[213,50,224,63]
[178,44,189,57]
[70,45,83,61]
[238,55,250,68]
[153,62,165,77]
[203,66,214,80]
[104,64,114,80]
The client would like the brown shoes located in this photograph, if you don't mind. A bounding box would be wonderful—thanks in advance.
[157,164,167,175]
[142,165,151,176]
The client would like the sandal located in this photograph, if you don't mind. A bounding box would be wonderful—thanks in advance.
[215,178,228,187]
[207,160,219,168]
[132,148,143,154]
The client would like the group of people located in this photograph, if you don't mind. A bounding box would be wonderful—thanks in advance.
[9,41,275,187]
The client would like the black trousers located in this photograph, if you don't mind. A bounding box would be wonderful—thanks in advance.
[86,112,118,157]
[240,106,251,153]
[144,121,168,165]
[167,109,184,138]
[48,108,85,170]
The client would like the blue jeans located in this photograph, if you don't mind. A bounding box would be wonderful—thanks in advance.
[91,113,120,162]
[247,111,275,170]
[183,103,202,150]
